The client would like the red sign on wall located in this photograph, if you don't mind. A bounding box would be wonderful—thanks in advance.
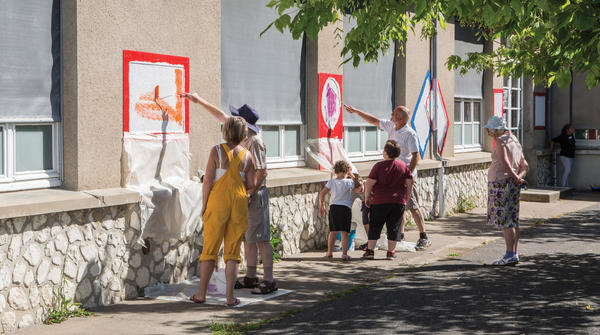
[123,50,190,134]
[318,73,343,139]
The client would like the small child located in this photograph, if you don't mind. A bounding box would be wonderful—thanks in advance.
[319,160,363,261]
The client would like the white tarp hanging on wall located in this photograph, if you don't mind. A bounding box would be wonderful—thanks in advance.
[123,133,203,242]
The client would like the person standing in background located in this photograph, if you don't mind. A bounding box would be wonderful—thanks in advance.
[550,124,576,187]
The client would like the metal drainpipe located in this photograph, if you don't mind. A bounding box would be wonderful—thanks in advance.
[431,20,445,218]
[547,86,557,186]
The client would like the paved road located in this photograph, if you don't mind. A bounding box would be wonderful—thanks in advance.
[255,203,600,334]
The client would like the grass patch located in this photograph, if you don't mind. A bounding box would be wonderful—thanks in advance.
[323,283,370,302]
[447,253,459,257]
[270,224,282,262]
[534,220,545,226]
[208,309,301,335]
[453,195,477,214]
[44,284,94,324]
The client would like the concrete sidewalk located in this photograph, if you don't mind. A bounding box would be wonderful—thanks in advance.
[14,192,600,335]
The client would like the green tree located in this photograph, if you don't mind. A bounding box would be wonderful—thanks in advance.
[264,0,600,88]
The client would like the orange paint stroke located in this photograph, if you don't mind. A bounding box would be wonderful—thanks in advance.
[175,69,183,115]
[134,71,184,126]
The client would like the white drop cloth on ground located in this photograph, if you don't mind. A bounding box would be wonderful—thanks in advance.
[144,277,294,308]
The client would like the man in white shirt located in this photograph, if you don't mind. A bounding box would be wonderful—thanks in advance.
[344,104,431,250]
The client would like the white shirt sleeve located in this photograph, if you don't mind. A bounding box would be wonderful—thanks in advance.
[325,179,332,189]
[379,119,394,134]
[407,131,419,154]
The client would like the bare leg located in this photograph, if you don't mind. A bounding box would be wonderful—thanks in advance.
[193,260,215,301]
[225,259,239,305]
[244,242,259,278]
[367,240,377,250]
[257,241,274,282]
[340,231,349,256]
[503,227,516,252]
[410,208,426,233]
[364,224,370,237]
[388,239,397,252]
[327,231,336,256]
[513,226,520,253]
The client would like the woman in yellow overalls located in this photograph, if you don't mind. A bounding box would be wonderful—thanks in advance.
[190,116,256,307]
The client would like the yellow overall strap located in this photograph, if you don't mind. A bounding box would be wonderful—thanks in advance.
[220,144,246,175]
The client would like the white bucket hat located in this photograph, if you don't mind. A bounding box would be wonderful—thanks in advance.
[483,116,508,130]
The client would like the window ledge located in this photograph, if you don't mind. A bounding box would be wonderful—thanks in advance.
[267,158,448,188]
[267,167,331,188]
[444,151,492,167]
[0,188,140,220]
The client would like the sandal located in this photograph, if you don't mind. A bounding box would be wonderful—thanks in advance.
[386,251,396,260]
[251,280,278,295]
[341,254,352,262]
[325,253,333,259]
[234,276,259,289]
[226,298,240,307]
[189,294,205,304]
[362,248,374,260]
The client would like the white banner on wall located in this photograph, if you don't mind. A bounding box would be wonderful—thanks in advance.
[411,71,432,158]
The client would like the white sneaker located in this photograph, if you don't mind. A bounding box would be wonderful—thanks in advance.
[491,255,519,266]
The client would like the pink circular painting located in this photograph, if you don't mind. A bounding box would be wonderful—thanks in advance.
[321,77,341,129]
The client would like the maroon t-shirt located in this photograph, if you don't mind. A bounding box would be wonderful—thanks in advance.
[368,159,413,205]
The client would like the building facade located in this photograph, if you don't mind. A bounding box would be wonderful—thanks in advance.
[9,0,597,331]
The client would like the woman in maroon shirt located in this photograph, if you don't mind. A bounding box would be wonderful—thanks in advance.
[363,140,414,260]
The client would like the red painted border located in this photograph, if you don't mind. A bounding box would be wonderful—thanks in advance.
[317,73,343,139]
[533,92,547,130]
[123,50,190,133]
[436,79,449,155]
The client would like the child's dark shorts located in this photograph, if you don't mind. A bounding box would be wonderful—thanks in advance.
[328,204,352,232]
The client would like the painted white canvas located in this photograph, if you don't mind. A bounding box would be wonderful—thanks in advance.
[494,91,504,117]
[411,71,432,158]
[434,80,449,155]
[129,61,185,134]
[321,77,341,129]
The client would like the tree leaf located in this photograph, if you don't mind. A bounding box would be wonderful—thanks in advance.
[556,68,572,88]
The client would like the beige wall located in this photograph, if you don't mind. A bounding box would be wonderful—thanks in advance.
[397,21,455,160]
[306,19,344,168]
[482,39,504,153]
[62,0,221,190]
[401,23,432,159]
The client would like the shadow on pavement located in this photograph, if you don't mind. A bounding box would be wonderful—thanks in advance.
[253,206,600,334]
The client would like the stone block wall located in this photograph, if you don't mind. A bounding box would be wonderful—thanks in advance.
[443,162,491,214]
[268,162,491,256]
[268,182,329,257]
[0,204,202,333]
[535,152,554,186]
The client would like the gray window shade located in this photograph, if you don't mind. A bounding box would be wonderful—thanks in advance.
[573,72,600,129]
[0,0,61,122]
[454,24,483,99]
[221,0,304,125]
[342,17,395,126]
